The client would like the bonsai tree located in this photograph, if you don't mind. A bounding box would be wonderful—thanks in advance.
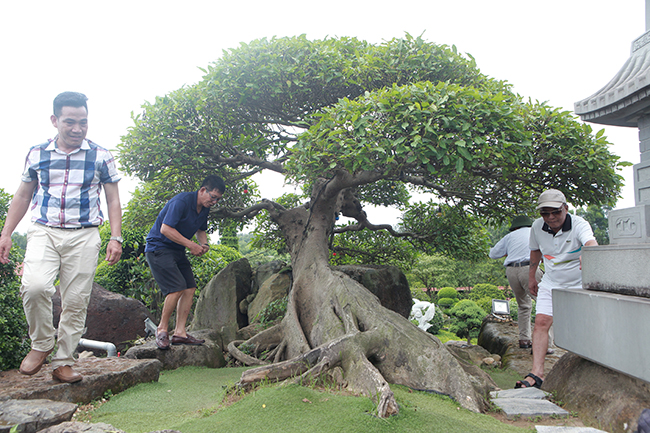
[449,300,487,344]
[119,35,625,416]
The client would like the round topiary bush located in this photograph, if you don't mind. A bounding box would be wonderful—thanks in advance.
[437,286,459,300]
[437,297,456,308]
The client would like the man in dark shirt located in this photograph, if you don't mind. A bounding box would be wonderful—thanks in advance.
[145,175,225,350]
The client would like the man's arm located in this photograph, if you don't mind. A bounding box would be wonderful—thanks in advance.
[528,249,543,297]
[0,180,37,264]
[104,182,123,265]
[196,230,209,256]
[160,224,204,256]
[579,239,598,269]
[488,236,507,259]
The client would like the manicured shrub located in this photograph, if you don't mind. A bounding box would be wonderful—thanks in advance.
[476,297,493,315]
[437,297,456,308]
[449,299,487,344]
[437,286,459,300]
[468,283,506,302]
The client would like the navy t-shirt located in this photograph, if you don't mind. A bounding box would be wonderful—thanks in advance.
[145,191,209,252]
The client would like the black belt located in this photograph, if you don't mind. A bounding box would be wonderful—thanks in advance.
[39,223,98,230]
[506,261,530,267]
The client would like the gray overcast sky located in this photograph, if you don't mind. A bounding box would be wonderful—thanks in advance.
[0,0,645,233]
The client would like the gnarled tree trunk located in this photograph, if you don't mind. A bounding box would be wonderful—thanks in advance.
[230,179,493,417]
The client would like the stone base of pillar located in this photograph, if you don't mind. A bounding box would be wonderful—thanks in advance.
[553,288,650,383]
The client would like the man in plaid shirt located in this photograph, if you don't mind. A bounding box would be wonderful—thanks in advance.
[0,92,123,383]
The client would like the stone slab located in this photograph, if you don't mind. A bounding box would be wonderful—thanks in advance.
[535,427,609,433]
[491,397,568,419]
[490,387,550,400]
[0,399,77,433]
[553,289,650,383]
[608,206,650,244]
[581,244,650,297]
[0,358,161,405]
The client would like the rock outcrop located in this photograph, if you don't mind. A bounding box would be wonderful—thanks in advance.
[0,399,77,433]
[334,264,412,318]
[191,258,252,346]
[123,330,225,370]
[544,352,650,433]
[247,272,291,323]
[52,283,153,356]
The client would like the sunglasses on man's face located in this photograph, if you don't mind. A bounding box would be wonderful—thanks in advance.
[539,209,563,217]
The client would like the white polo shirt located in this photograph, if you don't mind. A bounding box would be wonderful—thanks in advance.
[529,214,595,290]
[489,227,531,266]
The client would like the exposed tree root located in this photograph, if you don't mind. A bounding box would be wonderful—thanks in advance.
[234,328,400,417]
[227,340,269,366]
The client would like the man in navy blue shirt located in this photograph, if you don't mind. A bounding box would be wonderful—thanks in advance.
[145,175,226,350]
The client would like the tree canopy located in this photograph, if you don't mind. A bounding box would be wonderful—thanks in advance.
[120,34,624,259]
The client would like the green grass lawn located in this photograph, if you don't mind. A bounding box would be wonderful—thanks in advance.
[86,366,532,433]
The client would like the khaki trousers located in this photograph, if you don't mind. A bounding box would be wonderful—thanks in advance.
[21,223,101,368]
[506,265,543,341]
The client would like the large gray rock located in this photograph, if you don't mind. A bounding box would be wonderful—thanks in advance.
[544,352,650,433]
[0,358,161,405]
[52,283,153,356]
[247,272,291,323]
[333,265,412,318]
[252,260,289,295]
[123,330,225,370]
[191,258,252,346]
[0,399,77,433]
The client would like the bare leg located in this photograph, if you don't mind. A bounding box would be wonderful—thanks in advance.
[524,313,553,386]
[173,287,196,338]
[158,291,183,333]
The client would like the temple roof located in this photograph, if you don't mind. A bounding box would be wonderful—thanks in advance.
[575,30,650,127]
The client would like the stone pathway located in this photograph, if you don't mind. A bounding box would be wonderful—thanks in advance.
[489,374,610,433]
[490,388,609,432]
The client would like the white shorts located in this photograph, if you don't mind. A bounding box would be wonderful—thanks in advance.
[536,284,554,317]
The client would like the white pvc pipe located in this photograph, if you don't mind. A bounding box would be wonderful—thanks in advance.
[78,338,118,357]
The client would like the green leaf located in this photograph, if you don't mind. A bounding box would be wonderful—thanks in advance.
[455,157,464,173]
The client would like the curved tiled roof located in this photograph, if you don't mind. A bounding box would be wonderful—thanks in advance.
[574,31,650,127]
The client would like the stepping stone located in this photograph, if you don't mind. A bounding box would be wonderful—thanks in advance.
[490,387,549,399]
[0,399,77,433]
[535,426,609,432]
[492,397,569,419]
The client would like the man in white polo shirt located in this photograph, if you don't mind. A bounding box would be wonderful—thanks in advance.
[515,189,597,389]
[489,215,543,349]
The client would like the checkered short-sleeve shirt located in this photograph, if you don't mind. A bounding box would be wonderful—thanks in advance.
[21,138,121,228]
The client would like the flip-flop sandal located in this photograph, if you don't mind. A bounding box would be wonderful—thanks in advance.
[515,373,543,389]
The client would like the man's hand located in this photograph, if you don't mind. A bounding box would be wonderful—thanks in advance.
[105,240,122,265]
[0,236,13,264]
[188,242,204,256]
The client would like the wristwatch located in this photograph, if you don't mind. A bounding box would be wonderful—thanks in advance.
[110,236,124,243]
